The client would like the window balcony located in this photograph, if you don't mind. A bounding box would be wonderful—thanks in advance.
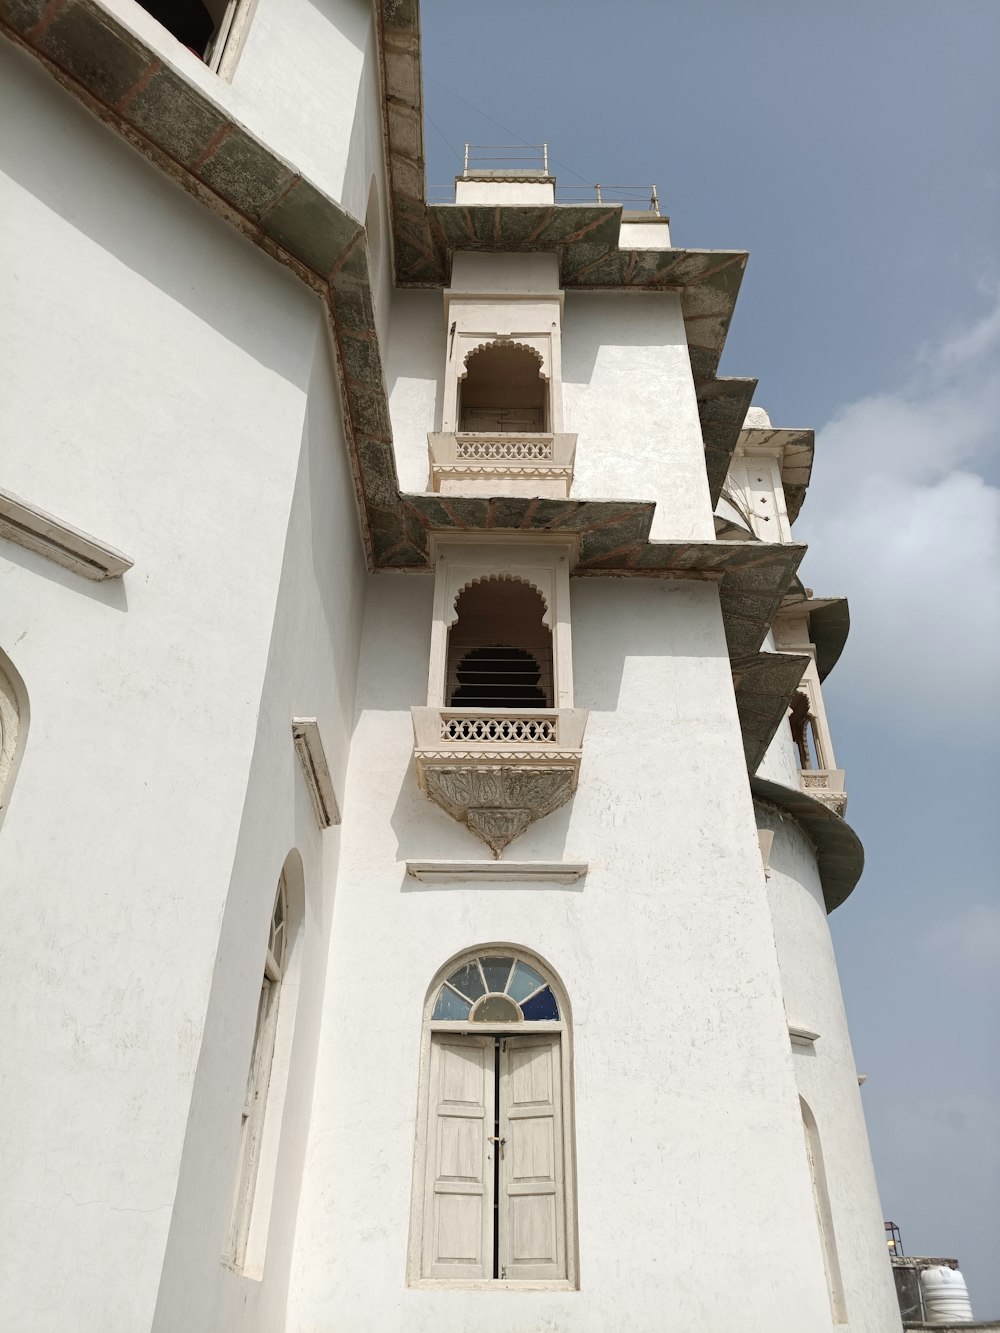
[428,432,576,497]
[799,768,847,817]
[411,706,588,856]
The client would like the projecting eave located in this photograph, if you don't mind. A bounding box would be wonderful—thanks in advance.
[752,777,864,911]
[779,589,850,680]
[733,651,810,774]
[738,427,815,524]
[396,492,804,660]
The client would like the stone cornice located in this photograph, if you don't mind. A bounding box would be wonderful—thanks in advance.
[0,485,133,580]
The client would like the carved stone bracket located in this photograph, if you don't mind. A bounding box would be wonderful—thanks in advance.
[423,765,577,857]
[412,707,587,856]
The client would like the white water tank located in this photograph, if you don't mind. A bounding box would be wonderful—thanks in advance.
[920,1265,974,1322]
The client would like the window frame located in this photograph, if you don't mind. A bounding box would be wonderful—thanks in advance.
[408,944,578,1291]
[225,867,295,1273]
[132,0,258,80]
[425,534,577,713]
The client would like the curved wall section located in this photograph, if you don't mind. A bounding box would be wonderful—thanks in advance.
[757,800,901,1332]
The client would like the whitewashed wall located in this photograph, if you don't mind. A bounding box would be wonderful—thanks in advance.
[562,292,715,541]
[0,44,357,1333]
[386,288,449,493]
[759,806,903,1331]
[386,283,716,542]
[287,577,836,1331]
[151,326,365,1333]
[99,0,376,214]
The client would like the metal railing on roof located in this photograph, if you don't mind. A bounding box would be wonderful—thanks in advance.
[428,180,662,214]
[463,143,549,174]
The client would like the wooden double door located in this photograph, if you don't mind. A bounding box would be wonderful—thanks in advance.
[421,1032,567,1282]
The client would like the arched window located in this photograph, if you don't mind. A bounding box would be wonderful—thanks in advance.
[227,871,290,1268]
[459,341,547,432]
[800,1097,847,1322]
[446,578,553,710]
[0,652,27,833]
[411,947,576,1287]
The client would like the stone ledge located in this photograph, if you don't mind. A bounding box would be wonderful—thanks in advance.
[406,860,587,884]
[0,485,133,580]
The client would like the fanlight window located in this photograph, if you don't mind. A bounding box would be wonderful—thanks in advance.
[432,953,560,1022]
[459,341,547,432]
[446,578,553,710]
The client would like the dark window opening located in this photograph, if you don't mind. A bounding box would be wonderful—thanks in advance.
[446,578,553,709]
[136,0,234,63]
[459,342,547,433]
[789,689,820,769]
[451,645,546,709]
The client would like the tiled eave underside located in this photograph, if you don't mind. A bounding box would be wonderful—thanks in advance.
[752,778,865,911]
[2,0,807,764]
[733,652,810,774]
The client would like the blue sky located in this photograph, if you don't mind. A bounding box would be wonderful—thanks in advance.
[420,0,1000,1311]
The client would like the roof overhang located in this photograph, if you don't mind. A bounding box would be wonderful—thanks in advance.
[732,651,810,773]
[752,777,864,911]
[777,589,851,680]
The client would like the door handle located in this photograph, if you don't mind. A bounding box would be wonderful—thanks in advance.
[488,1135,506,1158]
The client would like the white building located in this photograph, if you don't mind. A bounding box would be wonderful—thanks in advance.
[0,1,903,1329]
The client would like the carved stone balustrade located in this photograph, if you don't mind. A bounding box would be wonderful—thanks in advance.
[411,706,588,855]
[799,768,847,817]
[428,433,577,497]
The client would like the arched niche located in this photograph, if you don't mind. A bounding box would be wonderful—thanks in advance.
[458,339,548,432]
[0,650,29,833]
[446,576,553,710]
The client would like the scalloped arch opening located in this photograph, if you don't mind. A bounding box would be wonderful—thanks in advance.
[459,340,548,431]
[447,577,553,709]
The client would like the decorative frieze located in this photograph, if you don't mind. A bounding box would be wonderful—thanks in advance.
[800,769,848,816]
[428,432,576,497]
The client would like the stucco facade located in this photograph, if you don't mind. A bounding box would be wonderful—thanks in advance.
[0,1,900,1329]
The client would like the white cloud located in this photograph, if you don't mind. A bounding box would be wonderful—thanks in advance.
[799,294,1000,744]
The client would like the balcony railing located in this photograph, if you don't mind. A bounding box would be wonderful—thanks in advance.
[411,705,589,855]
[799,768,847,816]
[428,432,576,498]
[441,713,558,744]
